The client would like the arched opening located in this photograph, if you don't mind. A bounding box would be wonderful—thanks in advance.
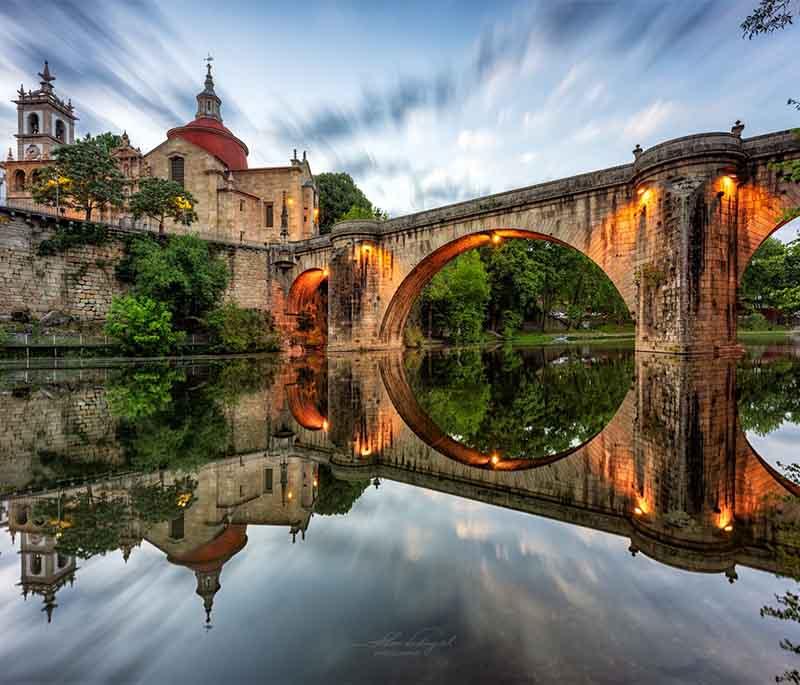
[30,169,41,188]
[288,268,329,347]
[13,170,25,192]
[16,507,29,525]
[738,217,800,333]
[380,347,633,471]
[55,119,65,142]
[31,554,42,575]
[28,113,39,134]
[381,229,631,347]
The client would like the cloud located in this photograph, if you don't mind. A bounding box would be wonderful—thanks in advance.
[623,100,676,140]
[457,129,496,151]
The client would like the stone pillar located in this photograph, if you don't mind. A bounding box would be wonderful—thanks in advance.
[632,133,746,356]
[327,220,392,351]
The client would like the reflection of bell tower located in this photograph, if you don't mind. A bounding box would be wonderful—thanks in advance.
[18,532,77,623]
[195,567,221,625]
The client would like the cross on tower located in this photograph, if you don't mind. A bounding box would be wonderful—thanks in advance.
[204,53,214,75]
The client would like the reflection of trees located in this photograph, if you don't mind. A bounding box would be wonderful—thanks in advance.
[108,359,276,473]
[314,465,368,516]
[738,359,800,435]
[33,478,198,560]
[411,348,633,458]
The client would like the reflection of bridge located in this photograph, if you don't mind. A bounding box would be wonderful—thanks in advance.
[1,348,799,623]
[283,128,800,354]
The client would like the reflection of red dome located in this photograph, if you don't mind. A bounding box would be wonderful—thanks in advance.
[168,524,248,572]
[167,117,249,170]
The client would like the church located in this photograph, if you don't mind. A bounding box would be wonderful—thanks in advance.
[1,60,320,244]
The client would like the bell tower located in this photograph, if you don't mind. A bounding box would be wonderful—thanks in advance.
[195,56,222,122]
[13,61,78,162]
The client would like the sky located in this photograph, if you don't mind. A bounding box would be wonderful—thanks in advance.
[0,0,798,227]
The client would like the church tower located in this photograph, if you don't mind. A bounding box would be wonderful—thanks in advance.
[13,61,77,162]
[195,59,222,122]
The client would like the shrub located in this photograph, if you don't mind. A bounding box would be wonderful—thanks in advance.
[741,312,772,331]
[207,302,280,353]
[404,323,425,348]
[105,295,185,356]
[501,310,523,338]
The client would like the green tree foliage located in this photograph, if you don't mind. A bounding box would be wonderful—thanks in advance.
[423,250,490,342]
[129,177,198,234]
[316,172,373,233]
[740,237,800,321]
[31,133,125,221]
[130,478,197,524]
[207,302,280,353]
[420,240,630,340]
[412,347,633,459]
[110,365,231,472]
[338,204,388,221]
[105,295,185,356]
[737,357,800,435]
[119,235,229,323]
[314,464,369,515]
[33,489,130,559]
[742,0,796,39]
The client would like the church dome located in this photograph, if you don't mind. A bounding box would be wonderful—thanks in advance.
[167,117,249,170]
[167,61,249,170]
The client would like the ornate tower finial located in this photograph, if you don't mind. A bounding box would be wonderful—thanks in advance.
[38,61,55,92]
[632,144,643,160]
[196,55,222,122]
[731,120,745,138]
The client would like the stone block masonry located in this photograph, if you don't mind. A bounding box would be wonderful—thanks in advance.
[0,210,279,324]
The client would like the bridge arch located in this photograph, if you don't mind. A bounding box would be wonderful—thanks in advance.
[379,228,628,347]
[288,268,328,345]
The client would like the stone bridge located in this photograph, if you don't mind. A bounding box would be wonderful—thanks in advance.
[284,126,800,354]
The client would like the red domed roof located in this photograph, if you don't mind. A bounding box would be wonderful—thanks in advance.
[167,116,249,170]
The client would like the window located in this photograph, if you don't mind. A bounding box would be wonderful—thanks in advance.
[31,554,42,575]
[170,156,184,187]
[240,199,244,212]
[264,468,274,493]
[28,113,39,134]
[57,554,69,569]
[265,202,274,228]
[55,119,65,142]
[169,513,185,540]
[13,170,25,192]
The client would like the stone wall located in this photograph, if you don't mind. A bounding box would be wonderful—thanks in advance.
[0,210,277,323]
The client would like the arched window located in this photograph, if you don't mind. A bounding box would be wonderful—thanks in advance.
[170,156,184,187]
[31,169,41,187]
[57,554,69,569]
[13,170,26,192]
[15,507,28,525]
[55,119,65,142]
[28,113,39,134]
[31,554,42,575]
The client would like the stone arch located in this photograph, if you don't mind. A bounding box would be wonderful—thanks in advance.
[27,112,39,134]
[13,169,25,192]
[379,228,630,347]
[737,180,800,284]
[55,119,65,142]
[288,268,329,344]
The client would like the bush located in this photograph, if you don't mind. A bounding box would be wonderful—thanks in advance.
[117,235,229,323]
[105,295,185,356]
[404,323,425,348]
[501,310,523,338]
[741,311,772,331]
[207,302,280,353]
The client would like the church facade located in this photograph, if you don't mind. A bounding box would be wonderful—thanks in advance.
[1,60,319,243]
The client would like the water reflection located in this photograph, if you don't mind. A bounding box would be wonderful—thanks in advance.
[0,345,798,682]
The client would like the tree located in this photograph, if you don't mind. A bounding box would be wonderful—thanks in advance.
[338,204,387,221]
[314,465,369,515]
[423,250,490,342]
[129,177,198,234]
[120,235,229,323]
[105,295,186,356]
[31,132,125,221]
[206,302,280,353]
[316,172,374,232]
[742,0,797,39]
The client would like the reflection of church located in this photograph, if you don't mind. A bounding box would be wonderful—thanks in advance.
[1,60,319,243]
[1,453,318,625]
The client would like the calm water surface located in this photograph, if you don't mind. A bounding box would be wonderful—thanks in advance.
[0,342,799,684]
